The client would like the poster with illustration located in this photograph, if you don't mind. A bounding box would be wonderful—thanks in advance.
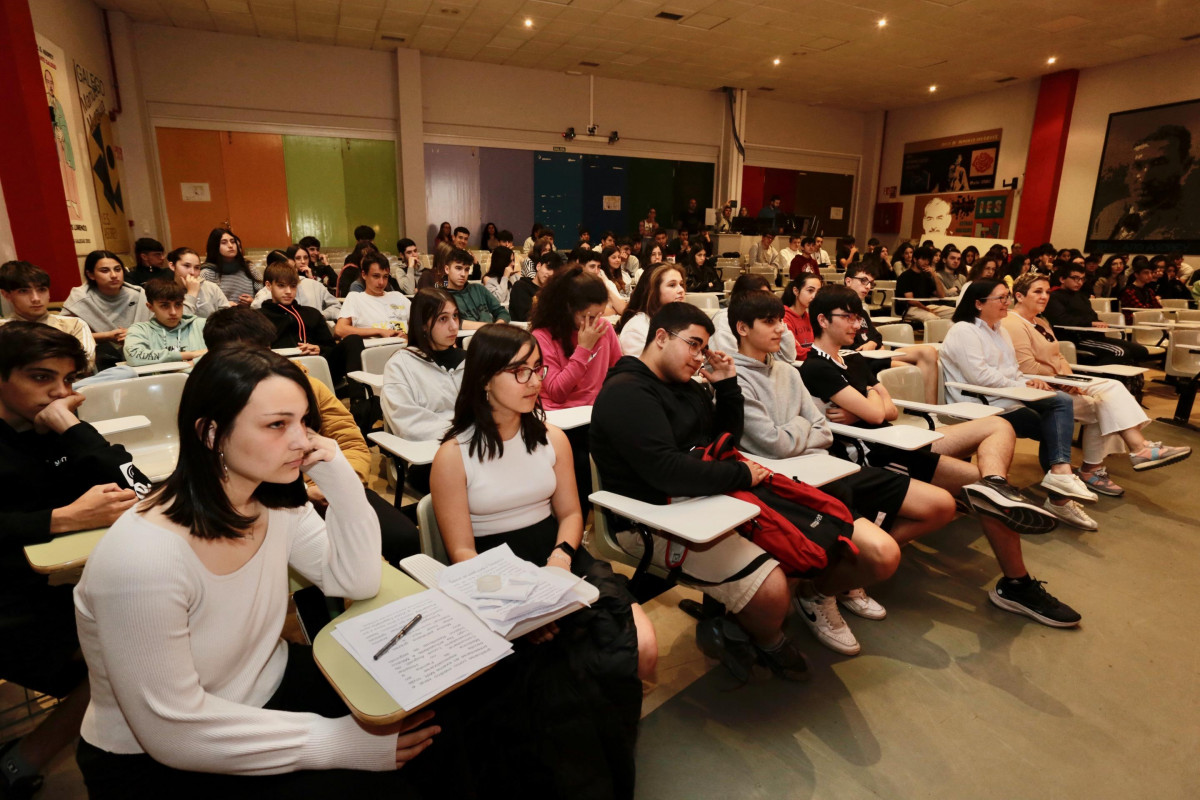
[1085,98,1200,253]
[909,189,1013,240]
[35,34,95,255]
[74,59,129,254]
[901,129,1002,195]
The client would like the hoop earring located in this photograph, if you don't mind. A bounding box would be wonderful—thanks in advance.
[219,450,228,480]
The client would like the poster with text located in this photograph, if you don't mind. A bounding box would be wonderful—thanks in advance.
[1085,97,1200,254]
[74,60,129,254]
[35,34,95,255]
[901,129,1001,195]
[909,189,1013,240]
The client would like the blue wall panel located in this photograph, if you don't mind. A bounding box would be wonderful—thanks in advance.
[581,155,628,244]
[533,152,583,245]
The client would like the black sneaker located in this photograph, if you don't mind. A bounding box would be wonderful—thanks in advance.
[988,577,1081,628]
[696,617,757,683]
[963,477,1058,535]
[755,635,811,681]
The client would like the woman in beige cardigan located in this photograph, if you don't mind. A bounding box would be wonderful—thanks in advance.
[1003,273,1190,500]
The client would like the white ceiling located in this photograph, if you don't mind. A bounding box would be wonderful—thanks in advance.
[96,0,1200,110]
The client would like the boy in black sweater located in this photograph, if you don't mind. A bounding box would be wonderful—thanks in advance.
[259,262,361,383]
[590,302,810,681]
[1045,264,1148,364]
[0,322,149,797]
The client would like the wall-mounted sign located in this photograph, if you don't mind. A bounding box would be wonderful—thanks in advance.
[910,189,1014,239]
[602,195,621,211]
[901,129,1001,195]
[35,34,95,255]
[74,59,129,253]
[181,182,211,202]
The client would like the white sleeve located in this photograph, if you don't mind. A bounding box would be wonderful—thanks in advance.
[250,287,269,308]
[942,325,1024,390]
[618,314,649,357]
[337,293,358,320]
[287,452,382,600]
[82,530,396,775]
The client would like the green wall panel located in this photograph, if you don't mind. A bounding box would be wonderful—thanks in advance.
[283,136,349,248]
[342,139,398,250]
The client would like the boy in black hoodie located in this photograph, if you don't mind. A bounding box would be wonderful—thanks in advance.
[0,322,150,797]
[590,302,810,681]
[259,262,362,383]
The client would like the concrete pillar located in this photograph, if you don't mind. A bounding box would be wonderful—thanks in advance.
[394,48,426,245]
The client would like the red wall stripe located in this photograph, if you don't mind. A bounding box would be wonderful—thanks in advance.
[1012,69,1079,250]
[0,0,81,300]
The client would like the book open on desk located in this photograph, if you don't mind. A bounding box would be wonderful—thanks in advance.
[332,545,597,711]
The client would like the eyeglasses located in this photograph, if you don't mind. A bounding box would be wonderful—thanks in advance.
[500,363,548,384]
[829,313,865,327]
[849,276,875,288]
[983,294,1011,303]
[668,330,711,358]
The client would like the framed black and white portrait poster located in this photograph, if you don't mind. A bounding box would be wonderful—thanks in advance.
[1086,98,1200,253]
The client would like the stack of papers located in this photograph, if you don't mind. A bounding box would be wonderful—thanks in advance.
[437,544,586,637]
[332,590,512,711]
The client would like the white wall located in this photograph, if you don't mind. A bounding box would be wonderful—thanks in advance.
[872,80,1039,246]
[1052,44,1200,251]
[420,56,726,164]
[133,23,398,133]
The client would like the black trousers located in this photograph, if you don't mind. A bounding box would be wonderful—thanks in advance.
[1071,333,1149,365]
[76,644,423,800]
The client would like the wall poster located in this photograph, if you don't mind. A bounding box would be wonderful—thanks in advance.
[74,59,129,253]
[1085,97,1200,253]
[901,129,1001,195]
[910,189,1013,240]
[35,34,95,255]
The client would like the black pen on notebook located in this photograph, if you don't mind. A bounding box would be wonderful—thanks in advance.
[373,614,422,660]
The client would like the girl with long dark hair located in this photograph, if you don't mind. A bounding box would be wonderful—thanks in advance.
[200,228,260,306]
[62,250,151,369]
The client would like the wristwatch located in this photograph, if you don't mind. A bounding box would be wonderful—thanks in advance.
[552,541,576,558]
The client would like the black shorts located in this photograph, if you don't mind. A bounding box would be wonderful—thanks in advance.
[863,442,941,484]
[0,583,87,697]
[826,465,911,531]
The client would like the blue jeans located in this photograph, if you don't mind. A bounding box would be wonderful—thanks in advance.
[1000,391,1075,471]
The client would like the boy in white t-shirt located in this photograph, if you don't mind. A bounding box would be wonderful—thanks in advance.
[334,254,411,341]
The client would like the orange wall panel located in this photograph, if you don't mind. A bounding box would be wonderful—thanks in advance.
[156,127,230,252]
[220,132,291,248]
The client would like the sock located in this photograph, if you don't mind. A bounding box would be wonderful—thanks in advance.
[0,740,39,784]
[1001,574,1032,587]
[758,633,787,653]
[982,475,1006,483]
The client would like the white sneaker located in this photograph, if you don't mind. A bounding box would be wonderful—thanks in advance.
[1040,470,1098,503]
[1042,498,1098,531]
[792,593,861,655]
[838,588,887,620]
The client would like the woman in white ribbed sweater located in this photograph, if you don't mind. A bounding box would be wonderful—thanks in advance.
[74,348,434,796]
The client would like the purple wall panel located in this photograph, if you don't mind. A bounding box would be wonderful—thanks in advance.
[479,148,534,248]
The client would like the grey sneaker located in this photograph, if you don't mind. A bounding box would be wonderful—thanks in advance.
[1130,442,1191,471]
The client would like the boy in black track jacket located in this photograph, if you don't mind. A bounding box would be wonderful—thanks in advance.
[0,322,149,797]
